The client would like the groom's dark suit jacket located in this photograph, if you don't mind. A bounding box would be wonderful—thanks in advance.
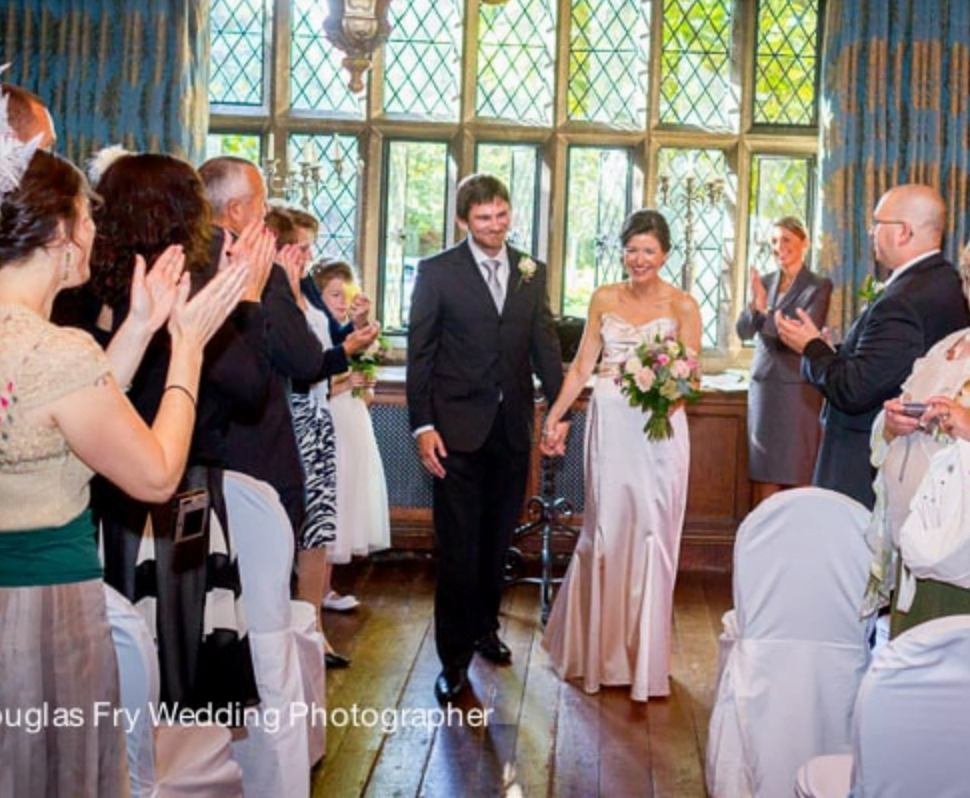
[407,240,564,451]
[802,251,970,507]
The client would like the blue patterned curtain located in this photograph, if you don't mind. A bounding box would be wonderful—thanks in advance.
[819,1,970,334]
[1,0,209,165]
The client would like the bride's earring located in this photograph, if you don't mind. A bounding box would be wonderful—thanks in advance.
[62,248,72,282]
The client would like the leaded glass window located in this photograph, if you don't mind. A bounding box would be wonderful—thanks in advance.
[745,154,814,291]
[291,0,362,117]
[562,147,633,318]
[209,0,266,107]
[477,0,556,125]
[207,0,823,363]
[567,0,650,127]
[656,148,730,348]
[381,141,449,330]
[383,0,463,120]
[754,0,820,125]
[475,143,540,255]
[286,134,359,263]
[659,0,737,131]
[206,133,261,163]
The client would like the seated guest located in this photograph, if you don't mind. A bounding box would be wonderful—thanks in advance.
[736,217,832,504]
[87,151,270,710]
[865,242,970,638]
[0,142,245,793]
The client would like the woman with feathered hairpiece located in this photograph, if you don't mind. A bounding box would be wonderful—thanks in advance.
[0,116,247,790]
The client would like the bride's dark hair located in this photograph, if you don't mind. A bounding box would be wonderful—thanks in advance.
[619,209,671,253]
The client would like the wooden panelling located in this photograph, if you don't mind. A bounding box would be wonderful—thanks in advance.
[372,368,750,572]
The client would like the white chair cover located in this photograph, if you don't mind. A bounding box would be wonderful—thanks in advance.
[705,488,873,798]
[224,470,321,798]
[292,598,327,764]
[797,614,970,798]
[104,585,243,798]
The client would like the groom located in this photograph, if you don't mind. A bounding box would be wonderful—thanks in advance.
[407,173,566,703]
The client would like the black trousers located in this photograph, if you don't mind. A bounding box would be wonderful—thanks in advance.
[432,405,530,671]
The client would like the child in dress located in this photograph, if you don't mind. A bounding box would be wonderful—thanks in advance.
[313,262,392,567]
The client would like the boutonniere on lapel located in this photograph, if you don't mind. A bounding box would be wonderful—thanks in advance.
[516,256,538,290]
[858,274,885,309]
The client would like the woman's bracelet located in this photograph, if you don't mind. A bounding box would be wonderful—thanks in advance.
[163,383,197,409]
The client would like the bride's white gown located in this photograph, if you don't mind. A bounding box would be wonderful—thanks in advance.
[542,313,690,701]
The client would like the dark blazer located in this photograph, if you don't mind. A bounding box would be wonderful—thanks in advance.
[737,267,833,382]
[406,240,564,453]
[224,261,350,532]
[802,251,970,506]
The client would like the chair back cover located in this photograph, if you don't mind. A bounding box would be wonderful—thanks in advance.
[223,470,311,798]
[850,614,970,797]
[105,584,243,798]
[706,488,873,798]
[105,583,159,796]
[224,470,295,633]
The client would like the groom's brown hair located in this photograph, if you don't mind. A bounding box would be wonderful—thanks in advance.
[455,173,510,222]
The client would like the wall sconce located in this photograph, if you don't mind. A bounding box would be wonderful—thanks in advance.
[324,0,393,94]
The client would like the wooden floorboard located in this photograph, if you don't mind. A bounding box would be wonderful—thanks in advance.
[312,557,732,798]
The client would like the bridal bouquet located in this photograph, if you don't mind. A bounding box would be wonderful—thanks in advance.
[349,335,391,398]
[617,336,702,441]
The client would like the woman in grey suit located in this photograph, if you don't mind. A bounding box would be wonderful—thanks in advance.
[736,217,832,504]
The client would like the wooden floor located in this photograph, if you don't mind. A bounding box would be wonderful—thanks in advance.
[312,557,732,798]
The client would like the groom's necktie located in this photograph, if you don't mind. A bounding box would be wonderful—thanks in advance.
[483,258,504,311]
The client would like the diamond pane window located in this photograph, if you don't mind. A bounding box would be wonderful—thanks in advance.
[656,148,730,348]
[476,0,556,125]
[747,154,812,273]
[659,0,736,130]
[475,143,540,255]
[286,134,359,263]
[384,0,463,120]
[382,141,448,329]
[209,0,266,107]
[562,147,632,318]
[754,0,820,125]
[567,0,650,128]
[291,0,362,117]
[206,133,261,163]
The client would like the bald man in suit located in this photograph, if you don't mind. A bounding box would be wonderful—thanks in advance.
[777,184,970,507]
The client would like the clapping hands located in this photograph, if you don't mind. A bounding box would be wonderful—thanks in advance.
[226,220,276,302]
[127,245,185,334]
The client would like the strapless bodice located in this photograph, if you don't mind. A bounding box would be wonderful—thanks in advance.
[599,313,679,373]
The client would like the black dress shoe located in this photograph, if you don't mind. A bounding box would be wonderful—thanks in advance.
[325,651,351,669]
[474,632,512,664]
[434,668,467,703]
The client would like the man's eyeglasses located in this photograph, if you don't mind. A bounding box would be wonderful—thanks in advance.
[869,218,906,234]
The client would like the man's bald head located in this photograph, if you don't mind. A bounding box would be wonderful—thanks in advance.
[871,183,947,270]
[1,82,56,149]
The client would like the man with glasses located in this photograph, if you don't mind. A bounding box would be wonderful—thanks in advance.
[775,184,970,507]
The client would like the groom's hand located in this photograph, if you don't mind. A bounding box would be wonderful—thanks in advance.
[416,430,447,478]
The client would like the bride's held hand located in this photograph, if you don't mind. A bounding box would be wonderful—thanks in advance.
[168,262,248,351]
[540,420,570,457]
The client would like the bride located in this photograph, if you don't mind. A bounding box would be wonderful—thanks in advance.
[541,208,702,701]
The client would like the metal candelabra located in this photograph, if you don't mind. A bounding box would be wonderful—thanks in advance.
[504,453,580,625]
[658,172,724,293]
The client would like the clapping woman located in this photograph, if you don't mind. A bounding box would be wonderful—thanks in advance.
[0,147,245,793]
[736,217,832,504]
